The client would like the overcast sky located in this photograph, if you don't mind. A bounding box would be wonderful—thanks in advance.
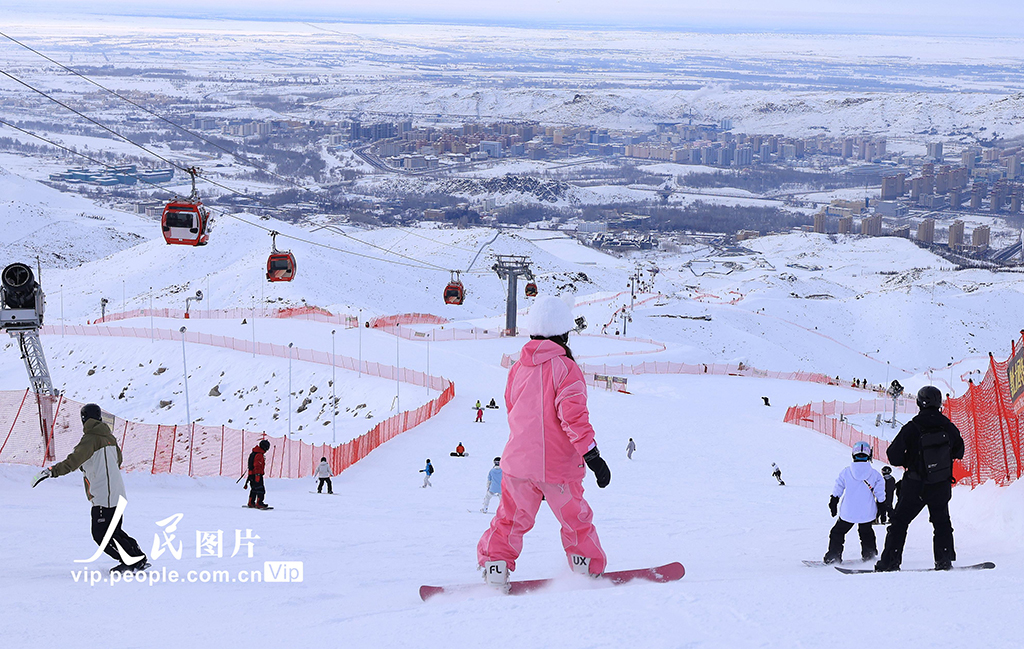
[14,1,1024,37]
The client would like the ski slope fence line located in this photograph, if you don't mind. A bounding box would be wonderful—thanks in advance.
[782,397,920,468]
[89,306,359,327]
[941,347,1024,487]
[0,325,455,478]
[501,354,842,387]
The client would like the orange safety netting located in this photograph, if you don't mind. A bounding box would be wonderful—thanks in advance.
[782,397,919,464]
[943,346,1024,487]
[90,306,358,327]
[0,323,455,478]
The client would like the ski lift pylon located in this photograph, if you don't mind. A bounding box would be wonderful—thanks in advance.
[266,231,296,282]
[161,166,210,246]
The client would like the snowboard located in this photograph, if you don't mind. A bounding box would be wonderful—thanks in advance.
[802,559,871,567]
[835,561,994,574]
[309,491,340,496]
[419,561,684,601]
[110,561,152,574]
[242,505,274,510]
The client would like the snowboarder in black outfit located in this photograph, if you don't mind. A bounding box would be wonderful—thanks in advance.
[31,404,148,572]
[878,466,896,524]
[771,463,785,485]
[875,386,964,572]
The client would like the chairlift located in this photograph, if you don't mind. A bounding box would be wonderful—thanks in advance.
[266,231,296,282]
[444,270,465,305]
[161,167,210,246]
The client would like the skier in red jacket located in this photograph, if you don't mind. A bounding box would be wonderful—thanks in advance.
[245,440,271,509]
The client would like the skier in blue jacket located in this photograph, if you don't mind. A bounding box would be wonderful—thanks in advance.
[481,457,502,513]
[420,459,434,488]
[823,441,886,564]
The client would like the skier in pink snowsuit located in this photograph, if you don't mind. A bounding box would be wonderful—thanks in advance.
[478,295,611,583]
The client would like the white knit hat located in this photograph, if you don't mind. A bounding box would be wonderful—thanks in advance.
[525,294,576,337]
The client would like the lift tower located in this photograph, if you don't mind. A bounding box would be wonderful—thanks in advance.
[0,262,56,461]
[492,255,534,335]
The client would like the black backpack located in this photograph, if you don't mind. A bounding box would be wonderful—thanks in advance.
[919,424,952,485]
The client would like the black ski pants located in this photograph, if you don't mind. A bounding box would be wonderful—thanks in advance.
[248,474,266,506]
[878,478,953,568]
[91,505,145,564]
[827,519,877,560]
[317,477,333,494]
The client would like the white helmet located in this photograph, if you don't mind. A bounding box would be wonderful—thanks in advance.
[525,295,576,337]
[852,441,872,461]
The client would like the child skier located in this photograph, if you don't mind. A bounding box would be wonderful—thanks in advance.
[32,403,148,573]
[481,456,502,513]
[477,295,611,590]
[771,463,785,486]
[244,440,271,508]
[878,466,896,524]
[420,459,434,488]
[823,441,886,564]
[314,457,333,494]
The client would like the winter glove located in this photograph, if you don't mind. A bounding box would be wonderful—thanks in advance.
[30,467,51,488]
[583,447,611,488]
[828,495,839,517]
[243,477,250,489]
[876,501,885,518]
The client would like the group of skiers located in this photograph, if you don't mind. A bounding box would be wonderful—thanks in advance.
[27,291,969,581]
[823,385,964,571]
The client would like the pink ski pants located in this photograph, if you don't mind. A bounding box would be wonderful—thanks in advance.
[477,474,606,575]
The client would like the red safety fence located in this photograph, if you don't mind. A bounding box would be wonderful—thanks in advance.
[0,324,455,478]
[91,306,359,328]
[943,345,1024,487]
[783,397,920,465]
[368,313,449,328]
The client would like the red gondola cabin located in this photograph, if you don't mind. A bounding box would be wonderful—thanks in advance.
[267,251,297,282]
[444,271,465,305]
[161,201,210,246]
[524,282,538,297]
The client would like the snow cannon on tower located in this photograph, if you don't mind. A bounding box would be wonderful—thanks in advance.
[0,261,56,461]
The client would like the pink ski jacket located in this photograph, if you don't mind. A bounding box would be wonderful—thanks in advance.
[501,339,597,484]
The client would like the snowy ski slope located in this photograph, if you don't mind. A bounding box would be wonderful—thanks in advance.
[2,163,1024,648]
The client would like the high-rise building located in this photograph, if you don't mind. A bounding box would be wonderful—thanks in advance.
[927,142,944,161]
[881,176,898,200]
[860,215,882,236]
[917,218,935,244]
[972,225,990,250]
[948,220,965,248]
[838,216,853,234]
[814,213,827,233]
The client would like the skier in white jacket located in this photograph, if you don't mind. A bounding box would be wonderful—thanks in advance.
[823,441,886,564]
[314,457,333,494]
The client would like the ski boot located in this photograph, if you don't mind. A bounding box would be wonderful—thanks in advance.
[570,554,600,577]
[483,560,510,593]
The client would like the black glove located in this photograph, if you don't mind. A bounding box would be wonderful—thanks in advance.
[583,447,611,488]
[828,495,839,517]
[876,501,885,518]
[243,477,250,489]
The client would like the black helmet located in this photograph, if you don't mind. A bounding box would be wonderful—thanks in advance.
[259,440,270,451]
[917,385,942,409]
[81,403,102,423]
[882,466,892,475]
[493,456,501,465]
[320,456,327,462]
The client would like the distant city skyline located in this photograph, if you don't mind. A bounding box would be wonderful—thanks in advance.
[11,1,1024,38]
